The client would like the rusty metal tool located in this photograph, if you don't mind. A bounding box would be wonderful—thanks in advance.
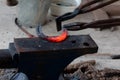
[36,25,68,43]
[56,0,119,31]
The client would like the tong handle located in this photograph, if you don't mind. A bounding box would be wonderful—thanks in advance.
[63,18,120,31]
[77,0,119,13]
[56,0,119,31]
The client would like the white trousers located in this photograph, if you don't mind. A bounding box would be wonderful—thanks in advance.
[17,0,51,27]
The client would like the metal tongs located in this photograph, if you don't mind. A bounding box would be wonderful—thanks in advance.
[56,0,120,31]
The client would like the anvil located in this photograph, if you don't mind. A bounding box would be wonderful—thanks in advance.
[0,35,98,80]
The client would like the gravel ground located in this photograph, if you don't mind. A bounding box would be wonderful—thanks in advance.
[0,69,17,80]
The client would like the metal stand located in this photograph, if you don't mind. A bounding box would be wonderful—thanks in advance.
[0,35,98,80]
